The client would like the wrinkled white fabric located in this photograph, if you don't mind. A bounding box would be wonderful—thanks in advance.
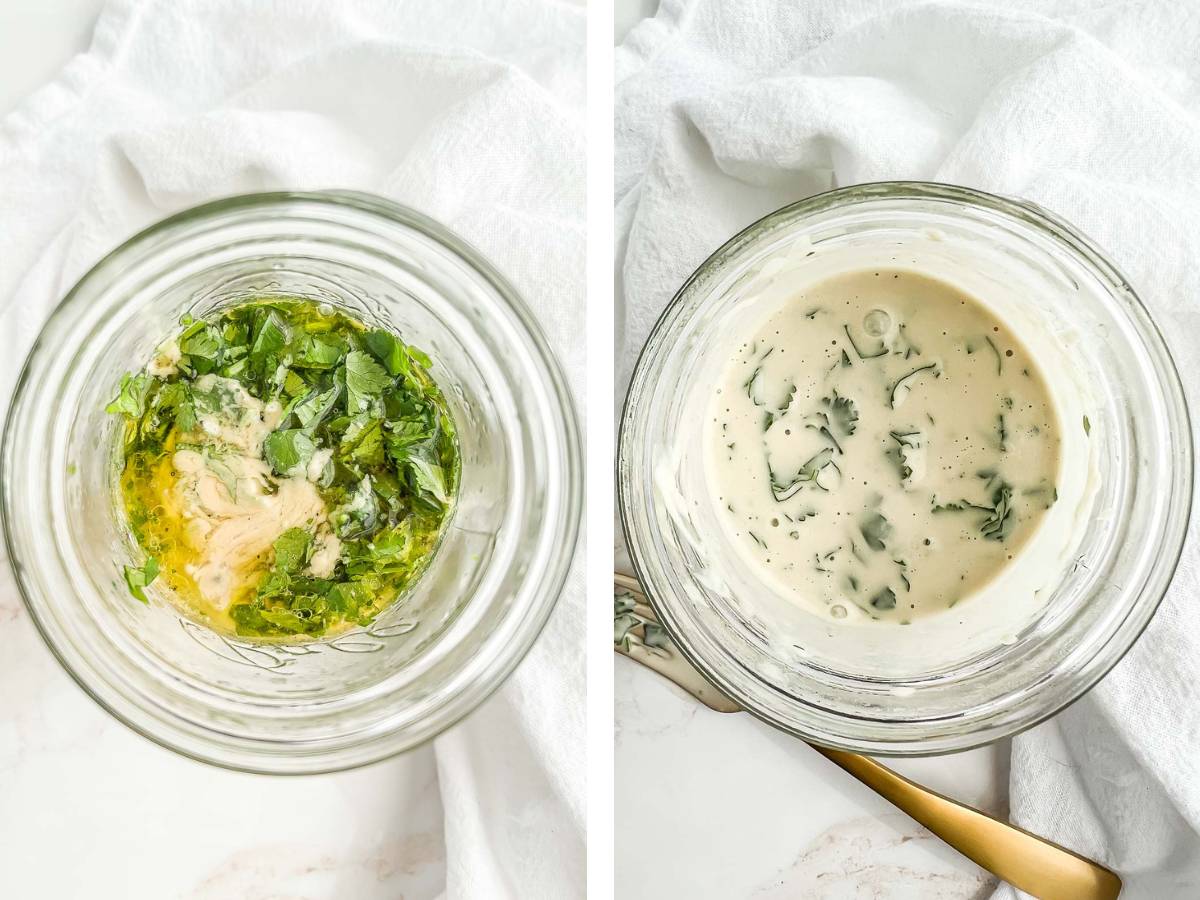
[618,2,1200,897]
[0,2,584,898]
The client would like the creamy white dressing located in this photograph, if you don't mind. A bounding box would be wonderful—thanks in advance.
[146,339,181,378]
[705,269,1061,623]
[306,447,333,483]
[188,375,280,454]
[307,529,342,578]
[170,374,341,609]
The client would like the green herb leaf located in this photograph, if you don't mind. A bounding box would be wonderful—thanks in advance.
[123,556,159,603]
[980,482,1015,541]
[407,345,433,369]
[889,430,923,486]
[931,477,1016,542]
[190,379,229,418]
[256,570,292,599]
[363,329,410,376]
[822,391,858,438]
[293,334,343,370]
[258,607,312,633]
[614,612,639,646]
[106,373,153,418]
[272,527,311,574]
[892,323,920,358]
[984,335,1003,374]
[769,447,837,501]
[294,385,341,432]
[870,587,897,610]
[406,452,449,507]
[133,380,192,448]
[250,311,289,371]
[341,417,385,468]
[326,580,370,615]
[860,512,892,552]
[332,475,380,539]
[180,328,221,373]
[282,370,308,397]
[744,366,764,405]
[263,429,317,475]
[642,621,670,649]
[888,362,939,409]
[344,350,392,414]
[343,522,420,578]
[386,434,450,509]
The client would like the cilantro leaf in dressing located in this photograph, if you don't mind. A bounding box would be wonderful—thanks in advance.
[263,429,317,476]
[106,373,153,418]
[250,311,289,371]
[344,351,392,414]
[293,384,341,432]
[293,333,343,370]
[123,556,159,603]
[272,528,311,574]
[363,329,412,377]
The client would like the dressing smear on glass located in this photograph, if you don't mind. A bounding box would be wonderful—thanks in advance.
[108,298,459,640]
[705,269,1061,623]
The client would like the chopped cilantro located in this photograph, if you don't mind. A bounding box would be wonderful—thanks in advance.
[293,333,343,370]
[106,373,153,418]
[293,385,341,432]
[888,362,939,409]
[822,391,858,438]
[405,451,450,507]
[272,528,311,574]
[980,481,1015,541]
[345,350,392,414]
[250,311,289,372]
[123,556,159,603]
[859,512,892,552]
[282,370,307,397]
[870,587,897,610]
[363,329,407,376]
[264,429,317,476]
[332,475,381,540]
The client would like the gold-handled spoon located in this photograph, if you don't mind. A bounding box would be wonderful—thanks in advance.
[614,572,1122,900]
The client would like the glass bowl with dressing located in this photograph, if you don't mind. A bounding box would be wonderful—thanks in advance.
[2,191,581,773]
[619,182,1191,755]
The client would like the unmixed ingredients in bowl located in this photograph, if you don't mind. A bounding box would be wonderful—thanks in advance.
[706,269,1062,623]
[107,298,459,639]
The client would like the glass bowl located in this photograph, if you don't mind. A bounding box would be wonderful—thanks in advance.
[2,191,581,773]
[619,182,1191,755]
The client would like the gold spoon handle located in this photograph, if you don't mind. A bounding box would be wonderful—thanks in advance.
[614,573,1122,900]
[812,745,1122,900]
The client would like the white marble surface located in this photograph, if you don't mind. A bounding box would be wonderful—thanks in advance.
[616,653,1006,898]
[0,5,445,898]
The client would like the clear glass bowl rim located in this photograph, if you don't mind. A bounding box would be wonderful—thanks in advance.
[618,180,1193,755]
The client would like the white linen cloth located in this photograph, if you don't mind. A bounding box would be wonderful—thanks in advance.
[0,1,584,898]
[618,1,1200,896]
